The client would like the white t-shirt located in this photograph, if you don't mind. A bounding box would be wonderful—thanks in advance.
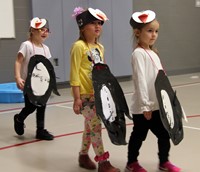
[18,40,51,80]
[130,47,163,114]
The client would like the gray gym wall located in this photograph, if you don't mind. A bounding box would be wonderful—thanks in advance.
[0,0,200,83]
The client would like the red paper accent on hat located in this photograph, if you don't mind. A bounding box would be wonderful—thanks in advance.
[138,14,148,23]
[35,21,42,28]
[96,14,104,21]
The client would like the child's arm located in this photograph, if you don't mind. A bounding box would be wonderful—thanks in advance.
[15,52,25,90]
[72,86,82,115]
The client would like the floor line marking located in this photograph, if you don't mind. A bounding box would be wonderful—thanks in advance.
[183,125,200,131]
[55,104,73,109]
[172,82,200,88]
[0,123,199,151]
[0,101,74,114]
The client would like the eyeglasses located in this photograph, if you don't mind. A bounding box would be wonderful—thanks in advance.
[38,28,50,33]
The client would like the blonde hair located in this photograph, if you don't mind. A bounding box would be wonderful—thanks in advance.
[131,20,159,54]
[27,27,37,40]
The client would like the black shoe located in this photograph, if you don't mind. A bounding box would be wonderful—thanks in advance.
[36,129,54,140]
[14,114,25,135]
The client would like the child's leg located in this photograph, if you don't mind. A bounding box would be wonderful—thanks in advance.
[14,95,36,135]
[80,98,104,155]
[36,105,46,130]
[17,94,36,122]
[80,119,92,154]
[35,105,54,140]
[79,113,101,170]
[127,114,149,164]
[78,95,103,170]
[80,95,120,172]
[151,112,181,172]
[150,110,170,164]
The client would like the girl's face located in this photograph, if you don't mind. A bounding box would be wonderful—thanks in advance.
[135,20,159,49]
[31,27,50,43]
[81,20,103,43]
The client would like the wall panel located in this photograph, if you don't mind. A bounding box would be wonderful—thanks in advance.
[0,0,200,83]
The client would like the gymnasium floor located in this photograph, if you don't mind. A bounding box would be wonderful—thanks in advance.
[0,72,199,172]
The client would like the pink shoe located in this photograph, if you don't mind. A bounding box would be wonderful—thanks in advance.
[125,161,147,172]
[159,161,181,172]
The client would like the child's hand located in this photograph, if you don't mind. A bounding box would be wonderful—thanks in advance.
[16,78,25,91]
[143,111,152,120]
[73,98,82,115]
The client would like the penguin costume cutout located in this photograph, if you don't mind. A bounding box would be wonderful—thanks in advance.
[24,55,60,106]
[92,63,132,145]
[155,70,184,145]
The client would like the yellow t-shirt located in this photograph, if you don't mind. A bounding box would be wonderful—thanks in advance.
[70,40,104,95]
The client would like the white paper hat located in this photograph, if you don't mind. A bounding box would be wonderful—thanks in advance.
[76,7,108,28]
[30,17,48,29]
[88,8,108,21]
[131,10,156,23]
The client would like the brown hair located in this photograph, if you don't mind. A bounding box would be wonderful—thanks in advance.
[78,29,100,43]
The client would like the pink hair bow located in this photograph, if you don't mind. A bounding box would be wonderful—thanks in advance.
[72,7,85,17]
